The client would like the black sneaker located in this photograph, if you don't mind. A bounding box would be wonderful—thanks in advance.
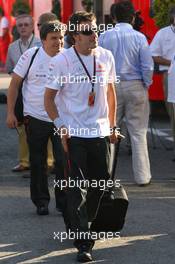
[36,205,49,215]
[77,244,93,262]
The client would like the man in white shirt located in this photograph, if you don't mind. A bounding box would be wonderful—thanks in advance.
[6,21,65,215]
[44,11,118,263]
[6,14,56,173]
[150,6,175,159]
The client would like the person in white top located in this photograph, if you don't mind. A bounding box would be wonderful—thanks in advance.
[44,11,118,263]
[6,21,65,216]
[0,7,10,67]
[150,6,175,159]
[168,56,175,131]
[168,56,175,103]
[0,9,9,36]
[6,13,58,174]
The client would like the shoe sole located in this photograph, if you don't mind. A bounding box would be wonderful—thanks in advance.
[77,252,93,262]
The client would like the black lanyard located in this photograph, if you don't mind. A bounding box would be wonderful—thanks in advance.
[19,34,34,55]
[73,46,96,92]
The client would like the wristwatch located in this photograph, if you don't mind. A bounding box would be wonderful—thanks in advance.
[111,126,119,133]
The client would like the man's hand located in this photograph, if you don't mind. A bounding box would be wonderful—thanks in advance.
[6,113,18,128]
[6,73,23,129]
[110,130,119,144]
[109,129,125,144]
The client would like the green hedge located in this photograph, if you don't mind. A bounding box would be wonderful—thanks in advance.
[153,0,175,28]
[12,0,31,16]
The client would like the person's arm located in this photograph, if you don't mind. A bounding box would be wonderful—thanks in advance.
[139,36,154,88]
[152,56,171,66]
[45,54,70,151]
[44,88,69,152]
[107,83,118,144]
[6,73,23,128]
[44,88,59,121]
[107,83,117,128]
[6,48,35,128]
[105,51,118,143]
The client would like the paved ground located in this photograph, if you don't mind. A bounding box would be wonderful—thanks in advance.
[0,74,175,264]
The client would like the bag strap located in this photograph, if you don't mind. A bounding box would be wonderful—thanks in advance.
[23,47,40,80]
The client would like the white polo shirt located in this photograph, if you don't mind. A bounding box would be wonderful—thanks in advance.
[14,47,54,122]
[168,55,175,103]
[46,46,116,138]
[150,26,175,71]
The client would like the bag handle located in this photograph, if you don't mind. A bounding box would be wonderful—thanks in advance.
[111,138,121,181]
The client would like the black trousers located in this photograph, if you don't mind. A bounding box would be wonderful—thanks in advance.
[66,136,111,247]
[25,116,65,208]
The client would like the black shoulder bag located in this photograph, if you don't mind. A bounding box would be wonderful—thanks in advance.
[14,48,39,123]
[91,139,129,233]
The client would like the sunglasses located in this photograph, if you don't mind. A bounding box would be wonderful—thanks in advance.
[77,29,98,36]
[17,23,31,27]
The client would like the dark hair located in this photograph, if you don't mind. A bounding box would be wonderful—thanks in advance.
[133,10,144,31]
[169,6,175,24]
[67,11,96,44]
[38,12,57,27]
[40,20,61,40]
[110,3,116,22]
[115,1,135,24]
[0,7,4,16]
